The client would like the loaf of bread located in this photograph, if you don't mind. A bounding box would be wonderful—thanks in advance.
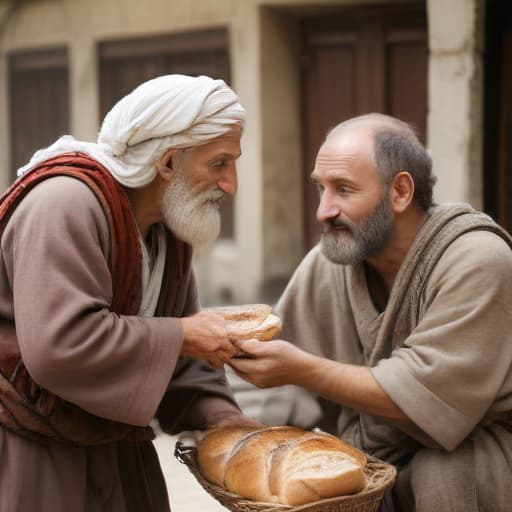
[197,426,367,506]
[205,304,282,342]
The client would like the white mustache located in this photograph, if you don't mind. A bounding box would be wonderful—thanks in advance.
[201,188,226,204]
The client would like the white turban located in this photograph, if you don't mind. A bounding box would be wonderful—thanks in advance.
[17,74,246,187]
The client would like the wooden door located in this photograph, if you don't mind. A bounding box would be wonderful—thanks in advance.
[301,4,428,249]
[98,28,234,238]
[484,0,512,232]
[9,48,69,181]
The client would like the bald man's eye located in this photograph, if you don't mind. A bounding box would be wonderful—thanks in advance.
[315,182,324,195]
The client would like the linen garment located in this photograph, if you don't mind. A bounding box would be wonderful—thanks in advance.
[0,176,236,512]
[262,204,512,512]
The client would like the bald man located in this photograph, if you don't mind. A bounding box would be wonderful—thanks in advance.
[230,114,512,512]
[0,75,260,512]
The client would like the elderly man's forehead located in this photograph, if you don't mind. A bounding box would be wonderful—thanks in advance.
[187,129,242,158]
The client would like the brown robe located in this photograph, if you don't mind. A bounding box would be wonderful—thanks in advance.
[261,204,512,512]
[0,176,237,511]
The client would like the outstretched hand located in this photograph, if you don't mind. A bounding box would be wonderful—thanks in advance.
[228,338,312,388]
[180,311,238,368]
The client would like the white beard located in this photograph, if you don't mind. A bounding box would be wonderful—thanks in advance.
[161,169,225,247]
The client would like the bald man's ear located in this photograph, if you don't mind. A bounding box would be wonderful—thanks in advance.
[390,171,415,213]
[155,148,178,182]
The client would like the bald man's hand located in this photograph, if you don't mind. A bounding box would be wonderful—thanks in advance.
[228,338,309,388]
[180,312,238,368]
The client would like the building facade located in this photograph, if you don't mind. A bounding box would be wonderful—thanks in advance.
[0,0,510,306]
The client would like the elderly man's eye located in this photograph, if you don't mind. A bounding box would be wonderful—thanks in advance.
[211,159,227,169]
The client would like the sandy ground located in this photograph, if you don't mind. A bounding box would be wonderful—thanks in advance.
[154,432,227,512]
[153,369,273,511]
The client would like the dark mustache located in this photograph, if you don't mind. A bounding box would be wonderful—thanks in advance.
[323,217,353,233]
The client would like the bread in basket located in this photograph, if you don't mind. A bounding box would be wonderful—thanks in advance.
[174,425,396,512]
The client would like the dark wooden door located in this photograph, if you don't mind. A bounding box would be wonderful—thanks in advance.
[98,28,234,237]
[484,0,512,232]
[301,4,428,249]
[9,48,69,181]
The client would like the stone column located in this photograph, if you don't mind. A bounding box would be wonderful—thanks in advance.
[427,0,485,208]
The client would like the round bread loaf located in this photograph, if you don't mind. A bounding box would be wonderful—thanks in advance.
[197,426,367,506]
[205,304,282,342]
[206,304,272,322]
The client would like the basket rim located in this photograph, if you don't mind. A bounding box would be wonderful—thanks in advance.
[174,441,397,511]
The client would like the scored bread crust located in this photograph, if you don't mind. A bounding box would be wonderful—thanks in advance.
[197,426,367,506]
[223,426,308,502]
[197,426,261,486]
[270,435,367,506]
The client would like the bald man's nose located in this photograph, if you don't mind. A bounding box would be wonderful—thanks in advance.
[316,190,341,224]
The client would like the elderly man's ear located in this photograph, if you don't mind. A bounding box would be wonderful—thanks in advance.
[155,148,178,182]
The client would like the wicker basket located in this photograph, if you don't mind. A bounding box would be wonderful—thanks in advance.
[174,441,396,512]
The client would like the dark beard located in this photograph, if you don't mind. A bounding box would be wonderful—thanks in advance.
[320,193,394,265]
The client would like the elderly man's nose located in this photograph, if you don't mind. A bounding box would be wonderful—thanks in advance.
[218,168,238,196]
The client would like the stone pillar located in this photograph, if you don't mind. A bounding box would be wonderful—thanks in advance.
[427,0,485,208]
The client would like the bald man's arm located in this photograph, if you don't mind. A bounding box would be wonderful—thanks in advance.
[229,339,409,423]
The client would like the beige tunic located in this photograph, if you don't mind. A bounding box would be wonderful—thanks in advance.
[0,177,236,511]
[262,211,512,511]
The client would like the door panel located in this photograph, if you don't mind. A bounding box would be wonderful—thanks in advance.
[302,42,359,242]
[386,37,428,133]
[9,48,69,181]
[484,0,512,232]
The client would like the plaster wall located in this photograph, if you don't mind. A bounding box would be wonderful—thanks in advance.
[427,0,484,208]
[0,0,486,303]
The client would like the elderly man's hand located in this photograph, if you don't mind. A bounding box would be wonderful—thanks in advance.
[228,338,311,388]
[180,312,238,368]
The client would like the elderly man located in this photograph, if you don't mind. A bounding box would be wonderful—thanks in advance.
[0,74,259,512]
[230,113,512,511]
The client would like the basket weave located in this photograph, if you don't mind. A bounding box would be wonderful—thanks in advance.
[174,441,396,512]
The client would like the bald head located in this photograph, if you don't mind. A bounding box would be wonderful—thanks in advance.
[326,113,417,142]
[324,113,436,211]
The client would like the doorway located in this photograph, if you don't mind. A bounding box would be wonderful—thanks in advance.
[484,0,512,232]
